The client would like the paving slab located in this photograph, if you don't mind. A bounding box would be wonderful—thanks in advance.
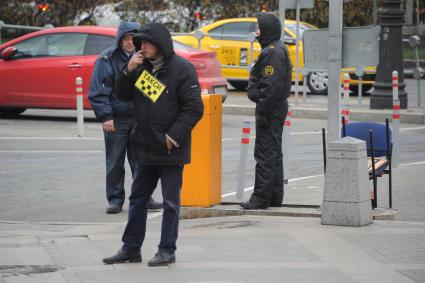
[1,216,424,282]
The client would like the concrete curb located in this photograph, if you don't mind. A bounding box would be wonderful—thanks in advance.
[223,104,425,124]
[180,204,400,221]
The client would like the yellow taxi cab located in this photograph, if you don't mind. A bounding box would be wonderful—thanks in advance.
[173,18,376,95]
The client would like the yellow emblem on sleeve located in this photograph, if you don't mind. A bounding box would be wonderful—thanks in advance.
[134,70,166,103]
[264,65,274,76]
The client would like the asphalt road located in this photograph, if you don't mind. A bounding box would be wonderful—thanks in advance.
[1,90,425,223]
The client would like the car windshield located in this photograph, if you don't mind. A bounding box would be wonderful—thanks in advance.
[285,22,316,38]
[173,40,195,51]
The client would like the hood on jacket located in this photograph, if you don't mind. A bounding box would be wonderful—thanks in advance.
[116,21,140,47]
[132,22,174,59]
[256,12,282,48]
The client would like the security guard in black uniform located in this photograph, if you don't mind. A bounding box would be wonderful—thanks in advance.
[241,12,292,210]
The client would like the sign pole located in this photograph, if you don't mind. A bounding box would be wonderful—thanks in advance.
[327,0,343,142]
[279,0,286,35]
[294,0,301,102]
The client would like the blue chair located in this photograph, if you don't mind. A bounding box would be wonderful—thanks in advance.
[322,118,393,209]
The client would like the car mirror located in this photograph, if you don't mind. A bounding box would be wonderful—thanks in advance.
[1,46,18,60]
[283,37,296,45]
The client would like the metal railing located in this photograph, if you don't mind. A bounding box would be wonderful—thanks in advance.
[0,21,53,44]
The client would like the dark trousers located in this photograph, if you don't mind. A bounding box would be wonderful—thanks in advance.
[250,104,288,207]
[122,164,183,254]
[104,117,136,207]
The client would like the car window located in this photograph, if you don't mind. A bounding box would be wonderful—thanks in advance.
[285,23,315,38]
[209,22,254,41]
[13,33,88,58]
[85,34,115,55]
[12,36,48,58]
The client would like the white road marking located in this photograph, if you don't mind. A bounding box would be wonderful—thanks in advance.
[401,126,425,132]
[0,150,103,153]
[400,161,425,166]
[221,174,323,198]
[222,131,320,142]
[0,137,102,140]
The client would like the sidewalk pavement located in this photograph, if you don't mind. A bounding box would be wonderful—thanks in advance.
[223,89,425,124]
[1,215,425,283]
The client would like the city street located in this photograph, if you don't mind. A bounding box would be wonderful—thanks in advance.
[1,82,425,223]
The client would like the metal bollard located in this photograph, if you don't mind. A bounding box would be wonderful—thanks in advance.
[236,122,252,200]
[301,67,309,103]
[283,107,291,184]
[392,71,400,168]
[355,67,364,104]
[341,73,350,125]
[76,77,84,137]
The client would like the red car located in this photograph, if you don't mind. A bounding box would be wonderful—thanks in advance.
[0,26,228,116]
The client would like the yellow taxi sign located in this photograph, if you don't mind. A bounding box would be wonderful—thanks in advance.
[134,70,166,103]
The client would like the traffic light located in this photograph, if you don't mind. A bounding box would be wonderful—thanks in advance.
[36,4,50,12]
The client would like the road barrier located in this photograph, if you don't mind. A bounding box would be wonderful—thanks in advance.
[341,73,350,126]
[392,71,400,168]
[181,94,222,207]
[283,107,292,184]
[75,77,84,137]
[236,121,252,200]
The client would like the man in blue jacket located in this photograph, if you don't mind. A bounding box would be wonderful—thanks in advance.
[89,22,162,214]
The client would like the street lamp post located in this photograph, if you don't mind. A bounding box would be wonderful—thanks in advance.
[370,0,408,109]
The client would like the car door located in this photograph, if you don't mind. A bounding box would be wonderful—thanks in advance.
[83,33,115,108]
[0,35,49,107]
[35,32,88,108]
[204,22,258,80]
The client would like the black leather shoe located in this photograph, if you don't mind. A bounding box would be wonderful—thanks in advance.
[148,250,176,266]
[148,198,163,211]
[103,249,141,264]
[240,201,268,210]
[106,204,122,214]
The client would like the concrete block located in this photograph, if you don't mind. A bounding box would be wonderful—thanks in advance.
[321,200,372,226]
[321,137,372,227]
[323,157,370,202]
[328,136,366,152]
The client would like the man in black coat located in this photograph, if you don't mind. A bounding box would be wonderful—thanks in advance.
[241,12,292,210]
[103,22,204,266]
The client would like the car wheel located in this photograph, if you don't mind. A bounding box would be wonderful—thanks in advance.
[349,84,373,96]
[229,81,248,91]
[0,108,27,117]
[307,72,328,95]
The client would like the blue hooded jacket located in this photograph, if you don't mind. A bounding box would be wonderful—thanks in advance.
[88,21,140,122]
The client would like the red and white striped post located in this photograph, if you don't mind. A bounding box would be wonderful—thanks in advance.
[76,77,84,137]
[341,73,350,126]
[282,107,291,184]
[236,122,252,200]
[392,71,400,168]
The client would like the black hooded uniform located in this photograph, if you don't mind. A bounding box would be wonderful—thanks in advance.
[247,12,292,208]
[113,23,203,257]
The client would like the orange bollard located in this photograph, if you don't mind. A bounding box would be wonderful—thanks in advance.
[181,94,222,207]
